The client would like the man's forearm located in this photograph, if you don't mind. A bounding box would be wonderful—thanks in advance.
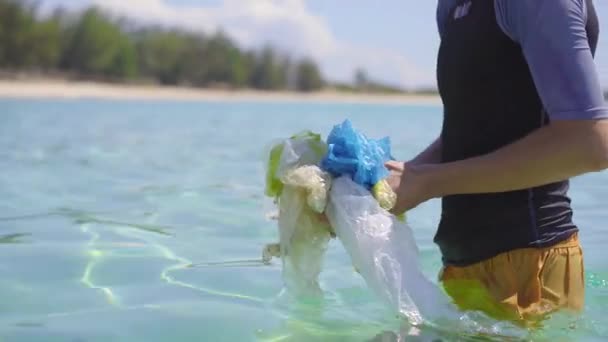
[423,120,608,198]
[408,136,442,165]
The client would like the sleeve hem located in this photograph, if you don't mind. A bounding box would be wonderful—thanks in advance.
[549,107,608,121]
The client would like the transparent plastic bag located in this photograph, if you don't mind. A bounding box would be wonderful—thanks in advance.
[326,176,457,324]
[264,133,333,298]
[275,171,332,297]
[265,131,327,199]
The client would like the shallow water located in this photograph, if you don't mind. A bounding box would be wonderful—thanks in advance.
[0,99,607,341]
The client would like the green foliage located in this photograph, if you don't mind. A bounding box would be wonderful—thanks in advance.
[295,58,324,92]
[136,29,189,85]
[0,0,38,68]
[199,31,242,87]
[0,1,400,93]
[230,50,253,88]
[251,46,288,90]
[28,18,62,69]
[61,8,137,79]
[351,67,405,94]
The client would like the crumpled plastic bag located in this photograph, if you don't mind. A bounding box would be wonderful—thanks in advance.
[263,133,334,297]
[321,119,397,210]
[371,176,398,212]
[283,166,332,214]
[321,119,393,190]
[326,176,456,325]
[265,131,327,199]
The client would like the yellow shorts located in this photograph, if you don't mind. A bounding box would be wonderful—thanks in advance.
[439,233,584,325]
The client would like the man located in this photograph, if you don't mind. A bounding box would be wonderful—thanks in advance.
[386,0,608,323]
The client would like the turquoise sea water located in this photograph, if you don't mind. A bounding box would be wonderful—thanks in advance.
[0,99,607,341]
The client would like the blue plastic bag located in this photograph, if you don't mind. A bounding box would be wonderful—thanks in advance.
[321,120,393,190]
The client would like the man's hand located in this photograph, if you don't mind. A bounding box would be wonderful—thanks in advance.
[385,161,435,215]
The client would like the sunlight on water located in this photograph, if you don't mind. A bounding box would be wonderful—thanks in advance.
[80,224,119,307]
[0,100,607,341]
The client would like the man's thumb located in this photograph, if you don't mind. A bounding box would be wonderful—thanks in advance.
[385,160,405,171]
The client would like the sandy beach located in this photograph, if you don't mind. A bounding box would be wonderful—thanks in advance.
[0,79,441,105]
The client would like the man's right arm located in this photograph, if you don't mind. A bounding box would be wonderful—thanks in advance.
[407,136,442,165]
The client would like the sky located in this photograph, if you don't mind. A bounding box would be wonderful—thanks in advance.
[39,0,608,90]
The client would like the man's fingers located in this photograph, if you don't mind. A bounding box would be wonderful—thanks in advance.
[390,203,406,216]
[384,160,408,215]
[385,160,405,171]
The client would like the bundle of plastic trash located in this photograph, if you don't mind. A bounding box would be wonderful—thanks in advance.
[263,120,456,325]
[263,131,334,297]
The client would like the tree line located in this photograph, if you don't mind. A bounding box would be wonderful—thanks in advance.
[0,0,330,92]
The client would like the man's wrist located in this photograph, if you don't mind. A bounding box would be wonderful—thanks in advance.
[413,163,447,200]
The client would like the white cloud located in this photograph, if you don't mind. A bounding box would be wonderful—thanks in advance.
[325,43,433,89]
[92,0,433,88]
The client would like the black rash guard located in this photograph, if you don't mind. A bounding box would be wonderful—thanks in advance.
[434,0,607,266]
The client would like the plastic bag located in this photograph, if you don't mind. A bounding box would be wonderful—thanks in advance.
[326,176,456,324]
[263,122,457,323]
[321,119,393,190]
[265,131,327,199]
[274,174,332,297]
[282,166,333,214]
[372,179,398,211]
[319,120,455,322]
[264,133,333,297]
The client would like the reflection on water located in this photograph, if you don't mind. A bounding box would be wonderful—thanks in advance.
[188,259,268,268]
[1,100,606,341]
[0,207,173,236]
[0,233,31,244]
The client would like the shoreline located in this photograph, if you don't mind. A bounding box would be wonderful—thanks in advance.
[0,79,442,105]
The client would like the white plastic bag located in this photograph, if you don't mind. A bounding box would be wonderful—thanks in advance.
[326,176,457,324]
[282,166,332,215]
[275,166,333,297]
[264,133,334,298]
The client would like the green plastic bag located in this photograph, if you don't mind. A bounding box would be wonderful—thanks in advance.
[265,131,327,199]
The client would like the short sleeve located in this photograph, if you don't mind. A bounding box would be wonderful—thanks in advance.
[495,0,608,121]
[437,0,459,38]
